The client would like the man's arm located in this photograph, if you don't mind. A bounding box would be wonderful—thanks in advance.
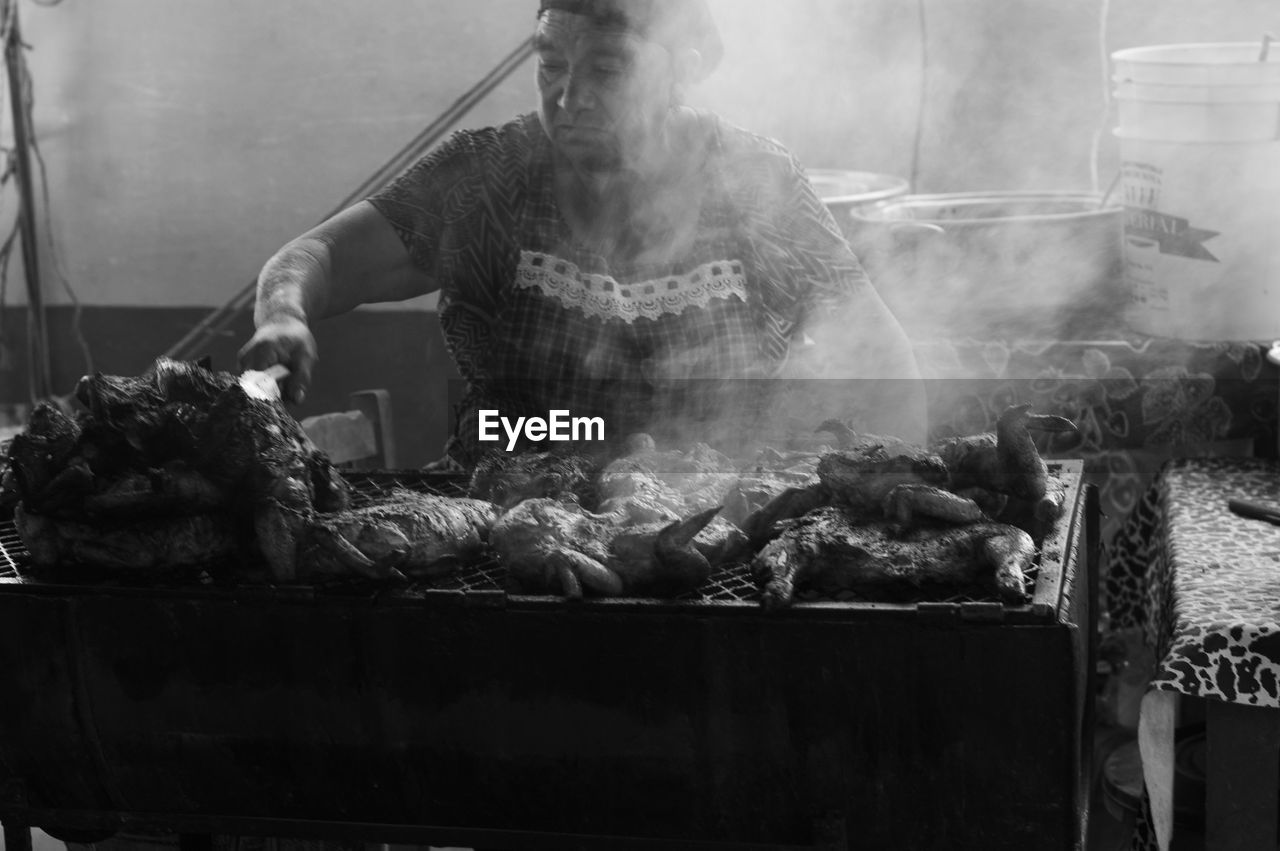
[240,200,434,403]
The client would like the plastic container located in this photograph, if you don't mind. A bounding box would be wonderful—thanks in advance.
[1112,43,1280,339]
[1114,78,1280,102]
[1113,74,1280,143]
[1117,134,1280,340]
[1112,43,1280,86]
[1114,98,1280,142]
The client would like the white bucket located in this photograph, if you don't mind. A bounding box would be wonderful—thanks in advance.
[1114,78,1280,102]
[1114,97,1280,142]
[1118,135,1280,340]
[1113,43,1280,86]
[1113,74,1280,142]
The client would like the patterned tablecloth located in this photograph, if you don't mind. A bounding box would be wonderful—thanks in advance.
[915,338,1279,552]
[1104,457,1280,850]
[1110,457,1280,705]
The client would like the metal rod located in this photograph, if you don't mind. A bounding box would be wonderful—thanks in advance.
[5,2,51,400]
[163,34,536,363]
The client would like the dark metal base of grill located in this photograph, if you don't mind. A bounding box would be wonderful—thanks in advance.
[0,463,1098,851]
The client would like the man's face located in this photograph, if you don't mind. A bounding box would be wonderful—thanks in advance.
[535,10,677,174]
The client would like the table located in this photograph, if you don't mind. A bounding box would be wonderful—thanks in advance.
[1108,457,1280,851]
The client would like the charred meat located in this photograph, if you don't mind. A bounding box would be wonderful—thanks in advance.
[815,441,950,514]
[591,435,749,560]
[2,402,84,515]
[467,448,599,510]
[597,434,740,515]
[721,445,825,528]
[16,504,241,572]
[931,403,1078,523]
[489,498,624,598]
[491,497,724,599]
[6,357,352,581]
[298,489,497,581]
[752,506,1035,610]
[748,405,1076,608]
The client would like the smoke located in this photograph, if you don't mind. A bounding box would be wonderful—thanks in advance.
[684,0,1279,440]
[497,0,1280,460]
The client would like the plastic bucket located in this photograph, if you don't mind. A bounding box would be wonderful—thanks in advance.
[1114,79,1280,101]
[1113,75,1280,142]
[1112,43,1280,86]
[1115,98,1280,142]
[1118,134,1280,340]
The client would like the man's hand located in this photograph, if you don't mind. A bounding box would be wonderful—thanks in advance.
[238,316,317,405]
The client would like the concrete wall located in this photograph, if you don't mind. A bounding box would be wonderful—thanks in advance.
[3,0,1278,461]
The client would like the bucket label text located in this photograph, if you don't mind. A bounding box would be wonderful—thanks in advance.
[1124,209,1220,263]
[1121,160,1220,263]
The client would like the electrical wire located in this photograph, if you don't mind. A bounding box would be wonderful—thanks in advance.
[0,0,20,394]
[909,0,928,191]
[0,0,95,395]
[1089,0,1115,196]
[26,67,94,375]
[0,151,18,369]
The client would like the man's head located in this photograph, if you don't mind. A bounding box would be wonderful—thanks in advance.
[534,0,722,174]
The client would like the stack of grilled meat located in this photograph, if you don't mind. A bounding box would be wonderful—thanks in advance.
[1,359,1075,606]
[0,358,495,583]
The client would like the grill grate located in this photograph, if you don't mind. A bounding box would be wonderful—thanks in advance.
[0,469,1054,608]
[0,520,22,581]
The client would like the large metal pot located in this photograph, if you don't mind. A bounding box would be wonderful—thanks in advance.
[843,192,1126,340]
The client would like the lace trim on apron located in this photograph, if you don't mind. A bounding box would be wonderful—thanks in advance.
[514,250,748,324]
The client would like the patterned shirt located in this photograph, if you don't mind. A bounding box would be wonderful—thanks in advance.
[368,110,875,465]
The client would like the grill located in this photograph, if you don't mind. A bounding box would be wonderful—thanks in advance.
[0,467,1066,615]
[0,461,1095,850]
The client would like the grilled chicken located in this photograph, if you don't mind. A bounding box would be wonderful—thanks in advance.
[931,403,1078,523]
[467,449,600,510]
[298,489,497,581]
[740,436,964,548]
[718,445,825,527]
[491,497,724,598]
[752,506,1035,610]
[747,405,1079,548]
[587,434,747,556]
[597,434,740,515]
